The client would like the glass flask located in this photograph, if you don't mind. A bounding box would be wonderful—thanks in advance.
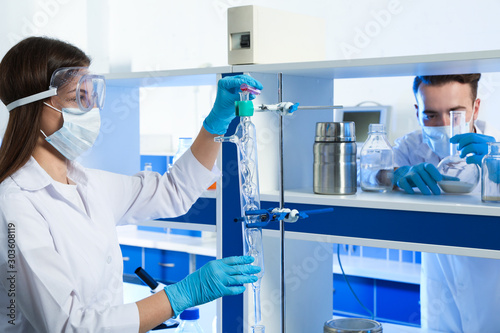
[437,111,480,193]
[360,124,394,192]
[482,142,500,203]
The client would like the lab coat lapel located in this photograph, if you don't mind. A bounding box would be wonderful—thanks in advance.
[10,157,52,191]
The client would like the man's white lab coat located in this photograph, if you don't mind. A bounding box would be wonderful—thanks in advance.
[393,120,500,332]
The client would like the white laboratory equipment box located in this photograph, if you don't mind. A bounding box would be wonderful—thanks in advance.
[227,5,326,65]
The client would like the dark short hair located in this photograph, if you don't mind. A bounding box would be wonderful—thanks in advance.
[413,74,481,101]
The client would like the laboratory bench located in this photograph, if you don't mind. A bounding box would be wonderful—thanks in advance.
[118,225,216,284]
[117,191,217,285]
[84,49,500,332]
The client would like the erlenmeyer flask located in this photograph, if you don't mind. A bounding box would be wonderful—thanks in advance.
[437,110,480,193]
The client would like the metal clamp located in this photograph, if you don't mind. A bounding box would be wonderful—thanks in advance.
[257,102,300,115]
[234,207,333,227]
[256,103,343,116]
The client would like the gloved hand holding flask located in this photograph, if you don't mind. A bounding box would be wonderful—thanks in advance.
[164,256,261,318]
[450,133,496,165]
[203,75,263,135]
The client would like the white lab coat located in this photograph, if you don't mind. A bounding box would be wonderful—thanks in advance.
[0,149,219,333]
[393,120,500,332]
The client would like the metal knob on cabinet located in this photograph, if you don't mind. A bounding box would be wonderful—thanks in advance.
[122,257,130,261]
[158,262,175,268]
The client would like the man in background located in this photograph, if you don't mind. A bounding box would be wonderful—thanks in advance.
[392,74,500,331]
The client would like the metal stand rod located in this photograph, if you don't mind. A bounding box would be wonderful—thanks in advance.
[278,73,286,333]
[296,105,343,110]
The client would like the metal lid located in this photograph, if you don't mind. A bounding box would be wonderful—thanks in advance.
[324,318,383,333]
[316,122,356,142]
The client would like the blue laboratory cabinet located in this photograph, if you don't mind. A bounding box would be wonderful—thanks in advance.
[85,51,500,333]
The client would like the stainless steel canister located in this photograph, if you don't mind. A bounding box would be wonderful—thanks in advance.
[314,122,357,195]
[324,318,383,333]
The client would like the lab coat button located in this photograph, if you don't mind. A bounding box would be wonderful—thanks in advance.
[107,256,112,264]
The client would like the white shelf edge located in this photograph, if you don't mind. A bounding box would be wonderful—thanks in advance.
[105,66,231,80]
[135,219,216,232]
[236,49,500,69]
[117,227,216,257]
[260,188,500,217]
[103,50,500,84]
[233,50,500,78]
[281,231,500,259]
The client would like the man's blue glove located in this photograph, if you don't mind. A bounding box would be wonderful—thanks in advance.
[450,133,495,165]
[203,75,263,135]
[164,256,260,317]
[393,163,446,195]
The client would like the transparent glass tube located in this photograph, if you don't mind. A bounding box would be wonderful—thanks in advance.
[215,115,265,328]
[437,110,480,193]
[449,111,466,156]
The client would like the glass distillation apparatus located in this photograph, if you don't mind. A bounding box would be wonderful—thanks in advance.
[215,81,334,333]
[437,110,480,193]
[215,83,265,333]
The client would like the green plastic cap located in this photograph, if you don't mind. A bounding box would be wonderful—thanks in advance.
[235,100,254,117]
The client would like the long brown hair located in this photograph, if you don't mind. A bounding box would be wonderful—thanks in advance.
[0,37,90,183]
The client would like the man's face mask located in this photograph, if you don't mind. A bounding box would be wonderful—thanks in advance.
[6,67,105,160]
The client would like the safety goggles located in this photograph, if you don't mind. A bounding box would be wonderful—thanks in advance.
[6,67,105,113]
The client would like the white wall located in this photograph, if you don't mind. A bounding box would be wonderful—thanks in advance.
[2,0,500,140]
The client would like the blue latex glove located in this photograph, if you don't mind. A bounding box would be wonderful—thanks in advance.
[164,256,260,317]
[203,75,263,135]
[450,133,495,165]
[393,163,447,195]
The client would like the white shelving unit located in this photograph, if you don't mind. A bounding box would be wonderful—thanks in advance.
[104,50,500,333]
[233,50,500,79]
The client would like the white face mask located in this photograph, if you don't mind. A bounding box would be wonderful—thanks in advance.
[42,102,101,160]
[421,119,472,159]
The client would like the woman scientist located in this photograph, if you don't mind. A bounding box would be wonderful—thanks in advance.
[0,37,263,333]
